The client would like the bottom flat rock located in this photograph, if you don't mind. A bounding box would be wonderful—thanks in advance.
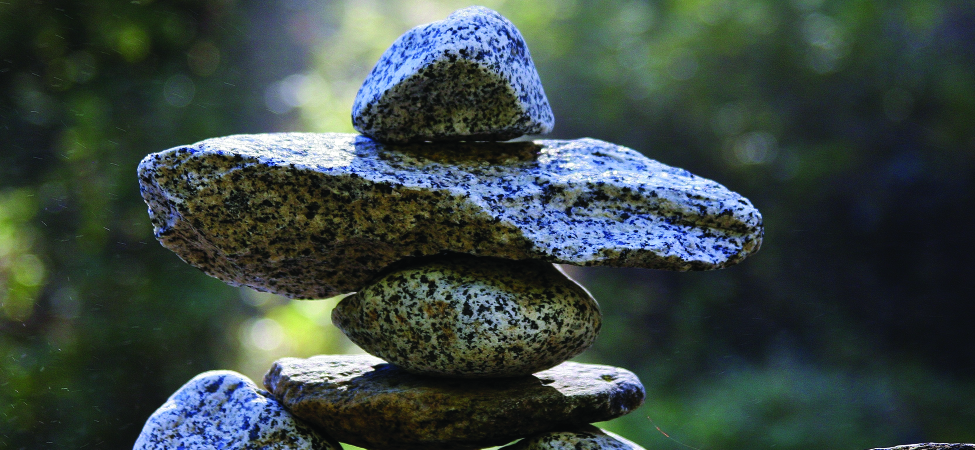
[263,354,645,450]
[135,370,339,450]
[870,445,975,450]
[501,425,646,450]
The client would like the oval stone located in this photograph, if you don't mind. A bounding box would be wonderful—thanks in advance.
[332,255,601,378]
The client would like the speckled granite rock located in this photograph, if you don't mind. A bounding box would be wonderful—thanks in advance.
[869,445,975,450]
[501,425,646,450]
[134,370,339,450]
[332,255,600,377]
[263,354,645,450]
[352,6,553,143]
[138,133,763,299]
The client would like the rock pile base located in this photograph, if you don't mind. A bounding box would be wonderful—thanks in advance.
[263,355,644,450]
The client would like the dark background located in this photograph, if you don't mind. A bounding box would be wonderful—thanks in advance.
[2,1,974,449]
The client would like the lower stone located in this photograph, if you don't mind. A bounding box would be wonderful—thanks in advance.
[134,370,339,450]
[332,255,601,378]
[869,445,975,450]
[263,354,645,450]
[501,425,646,450]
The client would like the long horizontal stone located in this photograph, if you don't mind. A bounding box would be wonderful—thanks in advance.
[263,354,646,450]
[138,133,763,299]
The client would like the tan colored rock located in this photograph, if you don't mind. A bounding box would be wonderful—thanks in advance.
[263,354,645,450]
[332,255,600,377]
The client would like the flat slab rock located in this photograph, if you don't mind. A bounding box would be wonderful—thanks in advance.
[263,354,646,450]
[138,133,763,299]
[134,370,339,450]
[352,6,553,143]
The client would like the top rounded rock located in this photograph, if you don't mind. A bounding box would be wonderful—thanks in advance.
[352,6,554,144]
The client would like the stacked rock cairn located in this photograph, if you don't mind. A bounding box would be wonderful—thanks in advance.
[134,7,763,450]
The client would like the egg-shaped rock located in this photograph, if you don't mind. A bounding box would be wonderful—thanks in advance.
[332,255,601,378]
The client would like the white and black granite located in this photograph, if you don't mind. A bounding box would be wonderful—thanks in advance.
[138,133,763,299]
[332,255,600,378]
[134,370,340,450]
[501,425,646,450]
[263,354,646,450]
[351,6,554,143]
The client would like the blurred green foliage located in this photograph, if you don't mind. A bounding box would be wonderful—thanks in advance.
[2,0,975,449]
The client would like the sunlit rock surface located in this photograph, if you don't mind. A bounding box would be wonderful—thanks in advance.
[500,425,646,450]
[332,255,600,377]
[134,370,339,450]
[351,6,554,143]
[138,132,763,299]
[263,354,645,450]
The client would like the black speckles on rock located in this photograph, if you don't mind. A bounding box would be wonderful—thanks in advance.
[352,6,554,144]
[137,132,763,299]
[332,254,601,378]
[133,5,767,448]
[263,354,645,450]
[134,370,340,450]
[499,425,646,450]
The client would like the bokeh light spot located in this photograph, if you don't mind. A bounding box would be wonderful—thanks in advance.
[187,40,221,76]
[265,73,313,114]
[163,74,196,108]
[247,318,285,351]
[732,131,778,165]
[13,254,45,287]
[116,25,151,63]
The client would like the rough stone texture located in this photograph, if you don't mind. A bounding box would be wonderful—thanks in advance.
[263,354,645,450]
[332,255,600,377]
[352,6,554,143]
[869,445,975,450]
[501,425,646,450]
[134,370,339,450]
[138,133,763,299]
